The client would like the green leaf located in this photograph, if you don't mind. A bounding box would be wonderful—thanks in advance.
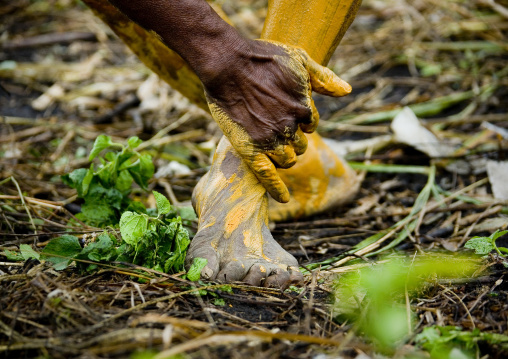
[2,250,24,261]
[42,235,83,270]
[79,233,116,262]
[464,236,495,255]
[491,230,508,242]
[119,211,148,246]
[175,224,190,251]
[86,184,124,208]
[128,154,154,190]
[80,202,118,227]
[219,285,233,294]
[153,191,171,216]
[61,168,87,196]
[96,160,117,188]
[115,169,133,194]
[187,257,208,281]
[213,298,225,306]
[178,206,197,222]
[128,136,142,149]
[125,200,147,214]
[164,222,190,272]
[20,244,40,260]
[89,135,116,161]
[81,165,94,196]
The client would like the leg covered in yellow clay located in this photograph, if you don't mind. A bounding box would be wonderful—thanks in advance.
[186,137,303,288]
[186,133,358,287]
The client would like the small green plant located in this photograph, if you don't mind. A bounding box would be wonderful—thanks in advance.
[40,191,198,274]
[415,326,508,359]
[333,253,480,353]
[464,230,508,258]
[62,135,154,227]
[2,244,40,262]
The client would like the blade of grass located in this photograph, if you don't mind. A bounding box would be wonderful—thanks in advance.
[348,162,430,175]
[304,168,490,274]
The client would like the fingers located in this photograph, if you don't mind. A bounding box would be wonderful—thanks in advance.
[299,97,319,133]
[306,57,352,97]
[249,153,290,203]
[266,144,297,169]
[291,128,308,156]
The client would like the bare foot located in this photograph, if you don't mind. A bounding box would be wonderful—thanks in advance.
[185,137,303,289]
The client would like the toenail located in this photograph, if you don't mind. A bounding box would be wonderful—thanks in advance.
[202,266,214,279]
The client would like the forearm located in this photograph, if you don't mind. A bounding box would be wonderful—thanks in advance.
[108,0,249,84]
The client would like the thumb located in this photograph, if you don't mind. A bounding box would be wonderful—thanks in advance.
[306,57,352,97]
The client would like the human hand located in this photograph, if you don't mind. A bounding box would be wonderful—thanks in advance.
[203,39,351,203]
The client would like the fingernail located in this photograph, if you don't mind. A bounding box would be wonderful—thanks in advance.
[280,190,290,203]
[341,80,352,94]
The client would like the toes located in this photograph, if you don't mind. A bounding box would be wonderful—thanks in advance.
[185,241,219,280]
[288,266,304,286]
[216,261,248,282]
[264,267,291,290]
[243,264,269,286]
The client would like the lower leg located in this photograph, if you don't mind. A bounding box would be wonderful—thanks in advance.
[186,133,360,287]
[185,136,303,289]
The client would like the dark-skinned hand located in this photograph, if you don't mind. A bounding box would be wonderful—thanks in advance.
[203,39,351,203]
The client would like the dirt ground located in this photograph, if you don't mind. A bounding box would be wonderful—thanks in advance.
[1,0,508,358]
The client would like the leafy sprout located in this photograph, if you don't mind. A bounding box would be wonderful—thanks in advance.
[61,135,154,227]
[464,230,508,257]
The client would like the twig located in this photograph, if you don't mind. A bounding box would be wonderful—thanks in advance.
[1,32,97,49]
[304,270,317,335]
[438,284,475,329]
[137,112,192,150]
[6,177,37,235]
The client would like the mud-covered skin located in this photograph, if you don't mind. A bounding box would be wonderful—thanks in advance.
[206,40,351,203]
[187,137,303,289]
[186,134,359,287]
[268,132,360,222]
[92,0,363,287]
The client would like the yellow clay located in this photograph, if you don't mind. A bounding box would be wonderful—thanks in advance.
[269,132,359,222]
[208,102,291,203]
[262,0,362,65]
[85,0,361,286]
[192,138,270,258]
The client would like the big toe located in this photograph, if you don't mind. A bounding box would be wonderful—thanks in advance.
[185,243,219,280]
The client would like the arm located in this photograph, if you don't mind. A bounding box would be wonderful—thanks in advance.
[109,0,351,203]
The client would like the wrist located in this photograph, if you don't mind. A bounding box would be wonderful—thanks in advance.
[109,0,250,87]
[194,32,252,89]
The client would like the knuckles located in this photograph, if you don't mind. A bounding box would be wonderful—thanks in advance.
[293,104,313,124]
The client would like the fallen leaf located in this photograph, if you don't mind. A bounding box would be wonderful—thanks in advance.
[486,161,508,200]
